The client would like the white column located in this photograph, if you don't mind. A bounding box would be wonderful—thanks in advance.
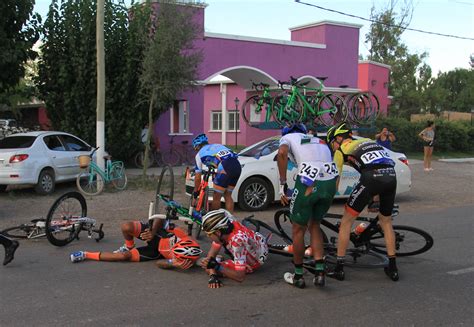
[220,83,227,145]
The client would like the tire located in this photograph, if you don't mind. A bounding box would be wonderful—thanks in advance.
[238,177,273,211]
[184,147,196,166]
[1,225,31,239]
[242,95,263,126]
[35,169,55,195]
[76,169,104,196]
[369,225,434,257]
[315,94,339,127]
[45,191,87,246]
[154,165,174,216]
[134,150,154,169]
[110,163,127,190]
[161,149,181,166]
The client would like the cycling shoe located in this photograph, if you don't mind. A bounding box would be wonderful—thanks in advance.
[327,269,345,281]
[384,267,399,281]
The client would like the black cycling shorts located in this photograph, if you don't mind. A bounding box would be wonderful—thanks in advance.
[134,235,162,262]
[346,167,397,217]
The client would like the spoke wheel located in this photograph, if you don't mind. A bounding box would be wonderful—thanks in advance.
[110,163,128,190]
[154,165,175,217]
[370,225,434,257]
[76,170,104,196]
[46,192,87,246]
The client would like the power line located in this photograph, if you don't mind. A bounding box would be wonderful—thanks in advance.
[295,0,474,41]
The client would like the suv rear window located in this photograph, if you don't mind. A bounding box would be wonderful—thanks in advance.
[0,136,36,149]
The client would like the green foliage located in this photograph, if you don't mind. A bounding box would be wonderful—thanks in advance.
[425,69,474,113]
[0,0,41,105]
[374,117,474,153]
[364,1,431,119]
[37,0,147,159]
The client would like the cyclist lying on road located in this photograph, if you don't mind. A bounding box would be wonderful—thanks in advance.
[70,219,202,270]
[199,209,268,288]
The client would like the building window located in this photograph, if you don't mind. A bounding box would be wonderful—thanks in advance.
[211,111,222,131]
[170,100,189,134]
[228,111,240,131]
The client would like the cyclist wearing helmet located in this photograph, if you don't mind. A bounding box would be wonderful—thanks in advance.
[69,219,201,270]
[199,209,268,288]
[192,133,242,212]
[277,123,339,289]
[326,122,399,282]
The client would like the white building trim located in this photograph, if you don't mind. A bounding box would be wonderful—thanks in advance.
[204,32,326,49]
[289,20,363,31]
[359,60,392,70]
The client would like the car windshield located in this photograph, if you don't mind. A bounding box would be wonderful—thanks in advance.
[239,138,280,158]
[0,136,36,149]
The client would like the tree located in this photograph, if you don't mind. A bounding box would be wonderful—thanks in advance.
[364,0,430,118]
[0,0,41,106]
[137,0,203,175]
[37,0,148,159]
[425,69,474,113]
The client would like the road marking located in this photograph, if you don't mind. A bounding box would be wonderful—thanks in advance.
[447,267,474,275]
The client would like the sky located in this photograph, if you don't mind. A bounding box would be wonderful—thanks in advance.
[33,0,474,75]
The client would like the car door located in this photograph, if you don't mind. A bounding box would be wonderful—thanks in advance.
[59,134,91,175]
[42,135,75,179]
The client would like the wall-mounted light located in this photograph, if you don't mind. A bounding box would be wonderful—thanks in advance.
[371,79,377,86]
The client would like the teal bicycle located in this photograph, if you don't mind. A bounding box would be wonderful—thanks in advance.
[76,147,127,196]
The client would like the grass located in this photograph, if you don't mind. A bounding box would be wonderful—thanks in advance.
[404,151,474,160]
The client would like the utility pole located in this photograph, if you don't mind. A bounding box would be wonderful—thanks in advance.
[96,0,105,169]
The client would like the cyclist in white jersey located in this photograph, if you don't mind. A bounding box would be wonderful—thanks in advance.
[277,123,339,288]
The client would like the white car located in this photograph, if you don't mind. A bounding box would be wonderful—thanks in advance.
[0,131,94,194]
[186,136,411,211]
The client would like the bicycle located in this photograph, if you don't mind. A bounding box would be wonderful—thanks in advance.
[345,91,380,125]
[186,166,215,239]
[242,208,433,270]
[76,147,128,196]
[135,136,195,168]
[241,82,282,127]
[150,165,203,236]
[1,192,105,247]
[272,76,348,127]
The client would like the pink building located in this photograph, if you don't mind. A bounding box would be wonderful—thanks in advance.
[152,3,390,150]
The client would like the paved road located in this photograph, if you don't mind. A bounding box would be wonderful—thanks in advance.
[1,160,473,326]
[1,206,473,326]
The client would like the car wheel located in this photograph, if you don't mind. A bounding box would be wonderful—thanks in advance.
[35,169,55,195]
[238,177,273,211]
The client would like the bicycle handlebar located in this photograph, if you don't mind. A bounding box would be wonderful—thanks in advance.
[89,147,99,158]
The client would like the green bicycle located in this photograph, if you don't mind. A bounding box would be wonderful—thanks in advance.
[76,147,127,196]
[241,82,283,127]
[272,76,348,127]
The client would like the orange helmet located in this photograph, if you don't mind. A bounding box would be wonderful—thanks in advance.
[171,239,202,260]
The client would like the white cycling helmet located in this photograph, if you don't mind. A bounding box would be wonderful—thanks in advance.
[201,209,233,234]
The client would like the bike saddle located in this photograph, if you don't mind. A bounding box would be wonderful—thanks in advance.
[316,76,328,81]
[339,85,349,88]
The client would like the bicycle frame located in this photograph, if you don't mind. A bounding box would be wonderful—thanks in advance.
[85,157,124,183]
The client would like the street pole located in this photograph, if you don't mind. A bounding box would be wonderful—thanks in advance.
[234,97,239,151]
[96,0,105,170]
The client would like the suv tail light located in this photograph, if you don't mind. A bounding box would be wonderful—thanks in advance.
[398,157,409,166]
[10,154,29,163]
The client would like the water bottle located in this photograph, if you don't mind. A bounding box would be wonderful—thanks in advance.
[353,222,368,235]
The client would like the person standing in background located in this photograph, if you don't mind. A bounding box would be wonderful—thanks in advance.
[418,121,435,171]
[375,127,396,150]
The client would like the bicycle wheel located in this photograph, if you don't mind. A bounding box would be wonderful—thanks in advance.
[272,209,314,255]
[184,146,196,166]
[154,165,174,215]
[46,191,87,246]
[134,150,154,168]
[242,95,263,126]
[161,149,181,166]
[369,225,434,257]
[110,162,128,190]
[1,225,31,239]
[271,94,304,126]
[315,94,340,127]
[76,169,104,196]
